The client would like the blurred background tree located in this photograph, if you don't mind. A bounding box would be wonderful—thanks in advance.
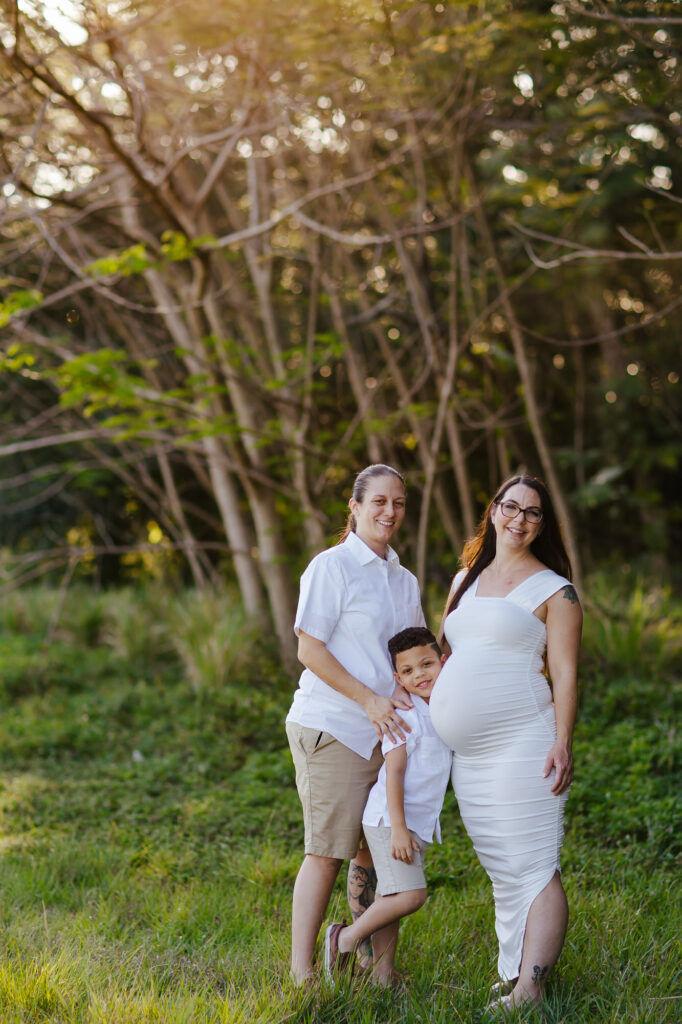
[1,0,680,663]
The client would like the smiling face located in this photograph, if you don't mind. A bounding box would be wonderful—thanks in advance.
[349,473,406,557]
[393,644,445,703]
[492,482,544,553]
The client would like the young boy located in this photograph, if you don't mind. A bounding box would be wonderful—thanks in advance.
[324,626,452,987]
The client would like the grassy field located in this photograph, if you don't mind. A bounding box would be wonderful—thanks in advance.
[0,578,679,1023]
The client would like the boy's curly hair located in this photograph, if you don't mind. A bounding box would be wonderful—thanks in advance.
[388,626,441,669]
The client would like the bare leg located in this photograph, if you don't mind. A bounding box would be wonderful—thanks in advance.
[347,849,376,968]
[370,918,401,987]
[507,872,568,1008]
[291,854,343,985]
[337,889,426,986]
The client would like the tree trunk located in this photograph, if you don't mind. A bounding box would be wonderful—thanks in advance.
[201,435,267,614]
[471,184,583,590]
[142,266,269,611]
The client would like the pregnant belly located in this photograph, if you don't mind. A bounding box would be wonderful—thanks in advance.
[429,652,553,755]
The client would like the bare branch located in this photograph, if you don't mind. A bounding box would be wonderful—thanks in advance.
[562,2,682,26]
[295,210,461,247]
[505,217,682,267]
[522,294,682,348]
[0,429,120,457]
[522,242,682,269]
[0,94,50,208]
[643,182,682,205]
[0,472,74,513]
[617,225,654,255]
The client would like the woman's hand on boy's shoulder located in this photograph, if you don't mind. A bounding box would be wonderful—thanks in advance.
[363,692,411,743]
[391,682,414,709]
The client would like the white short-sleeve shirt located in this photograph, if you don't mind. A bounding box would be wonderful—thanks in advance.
[362,695,452,842]
[286,531,425,759]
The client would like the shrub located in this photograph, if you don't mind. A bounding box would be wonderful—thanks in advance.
[167,589,264,693]
[99,587,174,668]
[0,635,120,700]
[582,575,682,682]
[571,719,681,863]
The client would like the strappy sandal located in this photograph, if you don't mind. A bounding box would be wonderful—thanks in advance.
[488,979,515,1002]
[485,994,514,1017]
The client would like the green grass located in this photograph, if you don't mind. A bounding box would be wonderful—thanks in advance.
[0,579,679,1022]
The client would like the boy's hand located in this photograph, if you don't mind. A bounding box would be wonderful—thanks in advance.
[390,826,420,864]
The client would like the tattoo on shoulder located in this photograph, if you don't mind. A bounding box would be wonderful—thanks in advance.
[562,585,579,605]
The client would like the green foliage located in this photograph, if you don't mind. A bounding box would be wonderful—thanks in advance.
[160,231,218,261]
[85,245,153,278]
[0,635,119,701]
[99,587,175,667]
[167,589,265,693]
[84,234,219,279]
[572,719,680,862]
[54,350,155,413]
[0,291,43,327]
[1,0,680,604]
[571,573,682,865]
[0,585,61,637]
[0,580,678,1020]
[583,573,682,683]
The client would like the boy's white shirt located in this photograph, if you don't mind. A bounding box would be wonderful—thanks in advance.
[362,694,452,843]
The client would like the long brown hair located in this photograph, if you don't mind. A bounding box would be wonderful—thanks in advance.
[445,475,572,616]
[338,464,406,543]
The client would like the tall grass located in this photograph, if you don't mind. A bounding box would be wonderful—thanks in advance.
[167,589,263,693]
[0,574,679,1022]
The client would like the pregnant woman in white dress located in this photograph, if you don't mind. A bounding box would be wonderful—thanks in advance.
[430,476,582,1013]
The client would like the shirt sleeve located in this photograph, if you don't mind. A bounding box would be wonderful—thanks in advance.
[381,731,407,756]
[407,571,427,626]
[380,707,418,757]
[294,552,344,642]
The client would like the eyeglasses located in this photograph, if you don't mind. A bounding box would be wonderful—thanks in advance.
[497,500,543,525]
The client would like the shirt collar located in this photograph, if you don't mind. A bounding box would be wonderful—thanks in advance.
[411,694,430,715]
[345,530,400,567]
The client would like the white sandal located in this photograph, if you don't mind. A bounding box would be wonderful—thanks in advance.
[486,994,514,1016]
[488,979,515,1002]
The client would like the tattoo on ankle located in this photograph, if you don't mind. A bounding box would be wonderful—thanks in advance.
[532,964,548,986]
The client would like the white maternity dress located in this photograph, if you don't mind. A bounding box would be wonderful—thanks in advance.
[429,568,572,980]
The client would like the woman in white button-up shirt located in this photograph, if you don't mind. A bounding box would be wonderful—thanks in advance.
[286,464,425,985]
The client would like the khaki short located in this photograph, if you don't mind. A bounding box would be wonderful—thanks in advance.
[363,823,430,895]
[286,722,383,860]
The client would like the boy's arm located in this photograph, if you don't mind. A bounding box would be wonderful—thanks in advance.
[385,744,420,864]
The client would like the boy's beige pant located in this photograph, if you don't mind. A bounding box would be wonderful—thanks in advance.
[363,823,430,895]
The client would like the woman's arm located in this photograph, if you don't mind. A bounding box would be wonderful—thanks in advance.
[297,631,411,743]
[385,744,420,863]
[544,585,583,794]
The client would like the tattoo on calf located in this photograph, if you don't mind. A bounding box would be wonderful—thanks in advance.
[562,585,579,605]
[532,964,548,986]
[347,863,377,963]
[347,863,377,917]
